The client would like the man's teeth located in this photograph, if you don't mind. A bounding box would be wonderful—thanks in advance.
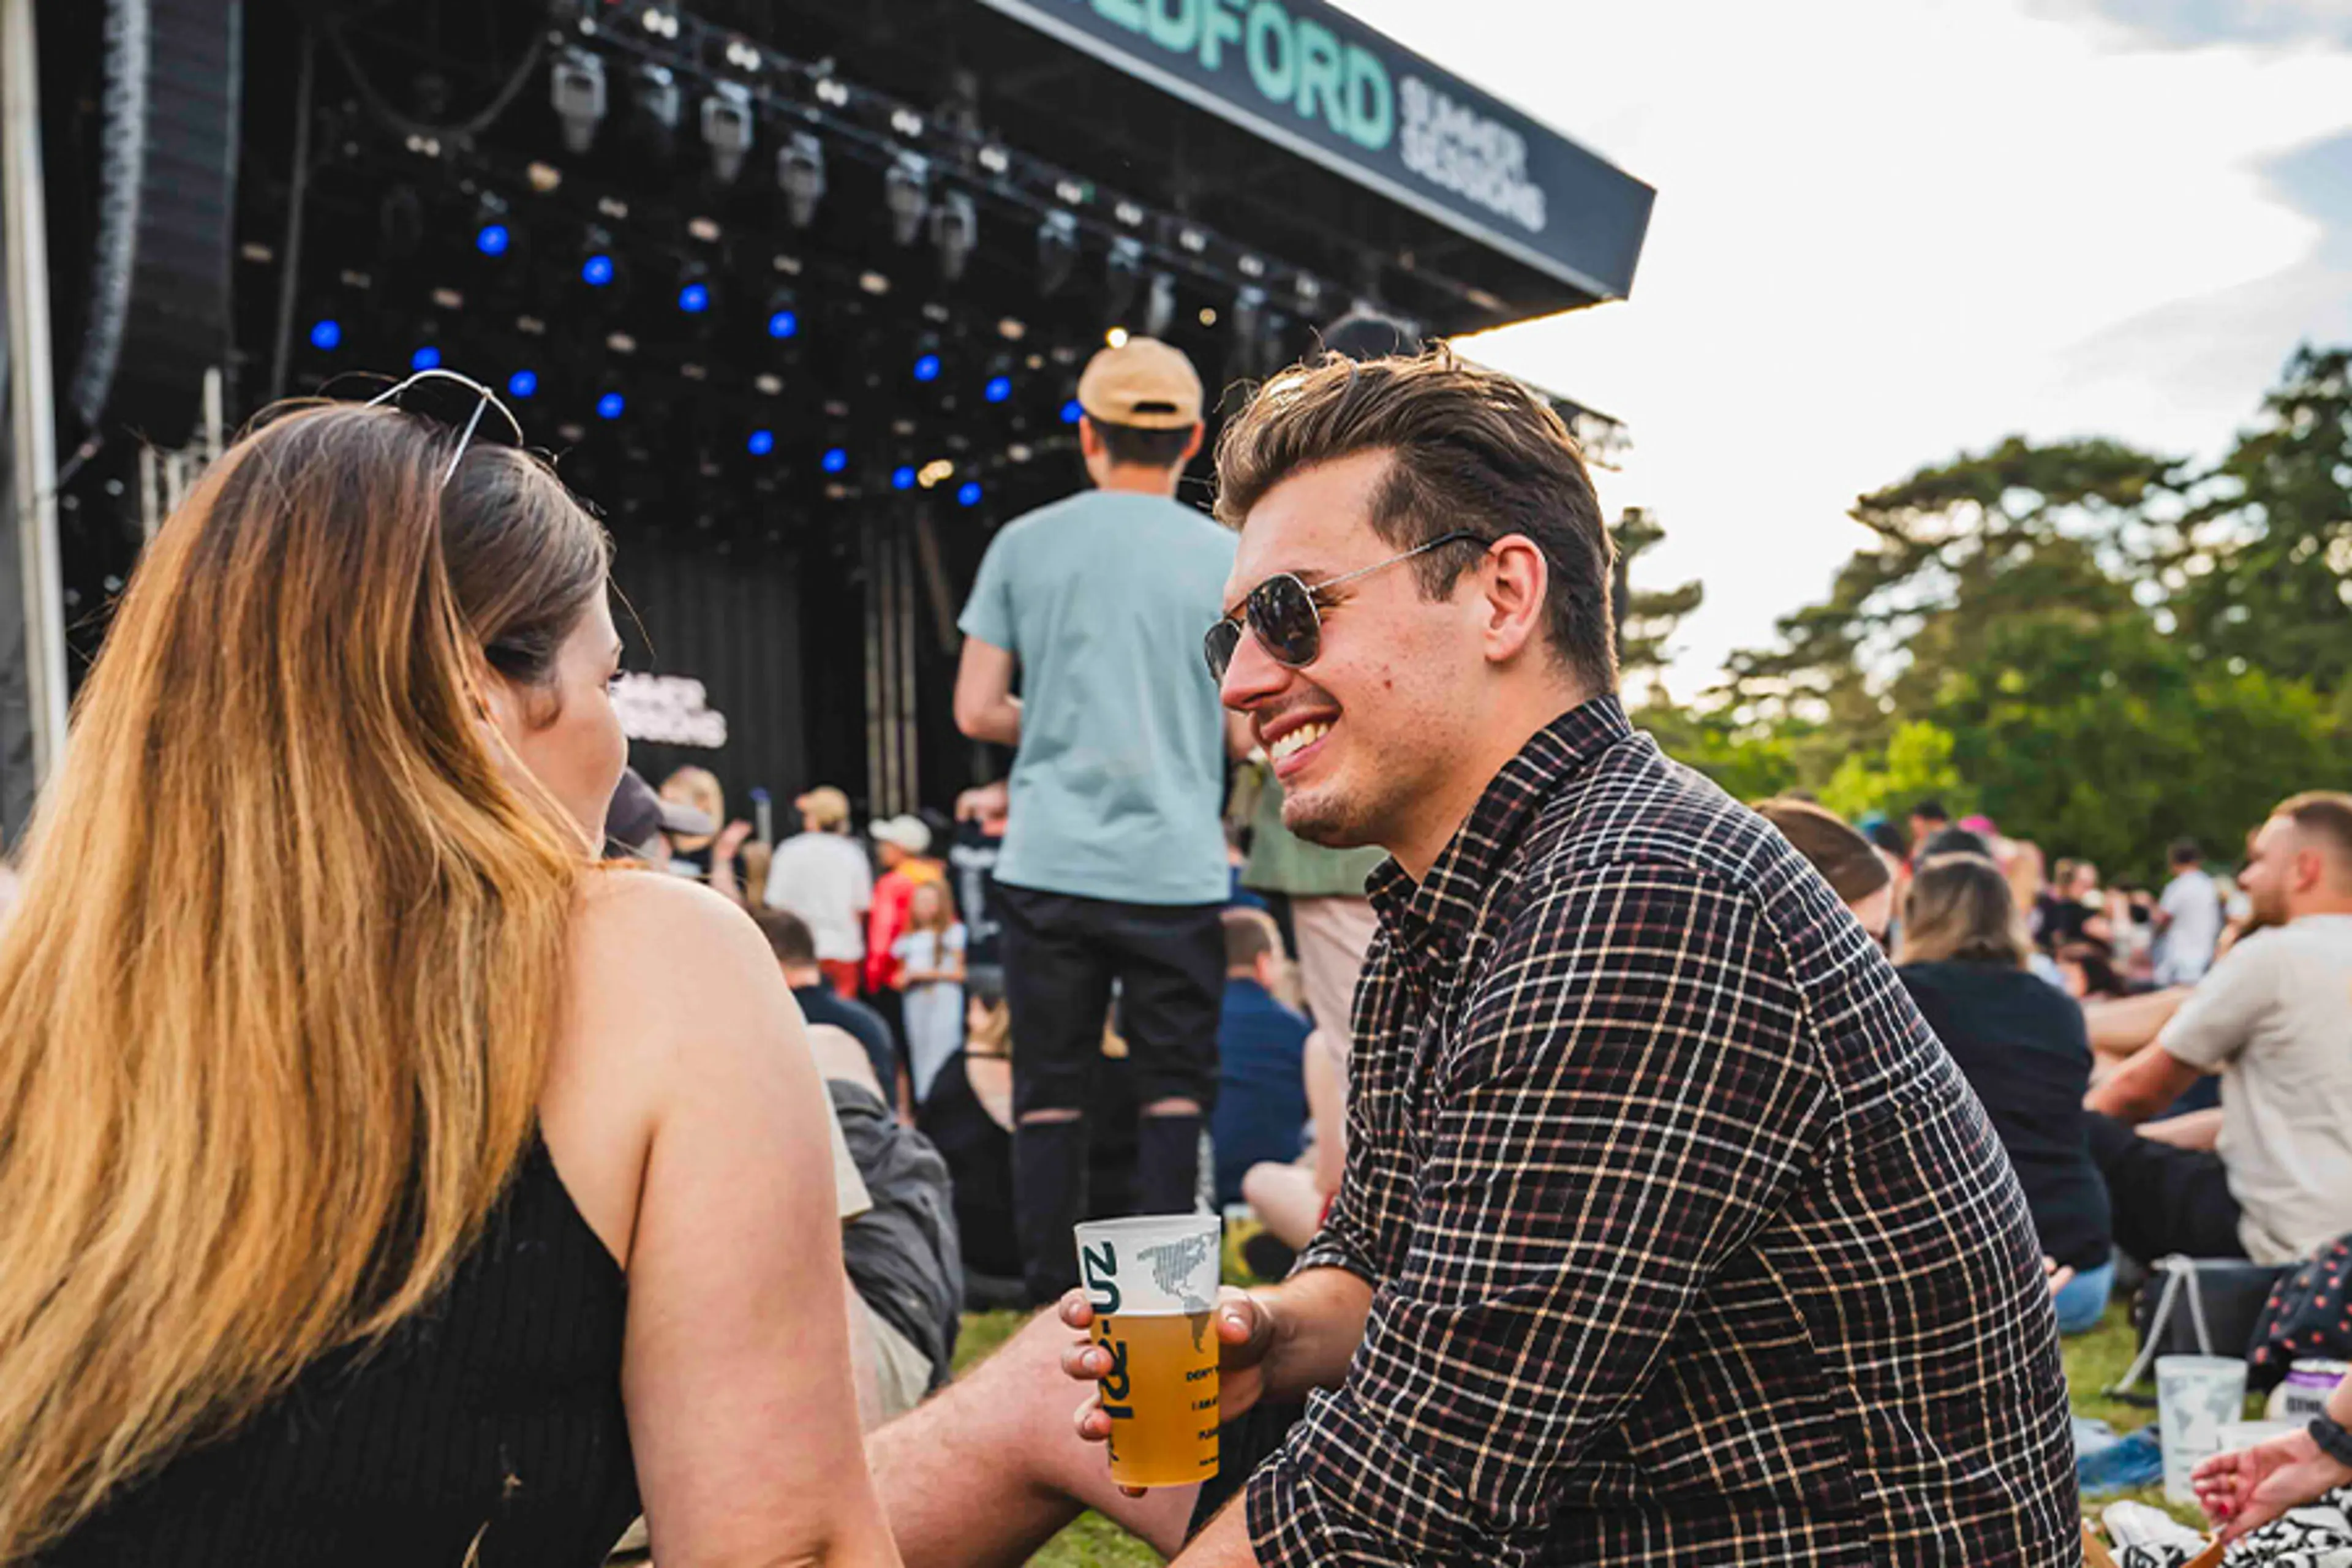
[1270,721,1332,763]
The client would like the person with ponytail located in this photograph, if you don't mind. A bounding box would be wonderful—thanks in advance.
[0,377,900,1567]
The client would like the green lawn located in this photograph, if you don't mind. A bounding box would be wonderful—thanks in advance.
[953,1291,2191,1565]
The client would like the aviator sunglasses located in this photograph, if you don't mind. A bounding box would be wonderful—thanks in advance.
[363,367,526,484]
[1202,530,1486,683]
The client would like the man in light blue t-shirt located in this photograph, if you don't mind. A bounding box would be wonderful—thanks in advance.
[954,336,1239,1302]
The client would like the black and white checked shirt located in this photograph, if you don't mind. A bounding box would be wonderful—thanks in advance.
[1243,697,2077,1566]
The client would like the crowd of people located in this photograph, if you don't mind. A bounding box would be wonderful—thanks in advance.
[0,330,2347,1567]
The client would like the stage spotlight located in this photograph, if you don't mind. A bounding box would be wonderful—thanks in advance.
[597,390,627,420]
[1144,271,1178,337]
[309,318,342,351]
[627,62,682,161]
[747,428,775,456]
[885,154,930,247]
[1105,238,1144,322]
[507,369,539,399]
[1231,285,1268,379]
[984,374,1012,404]
[410,344,442,370]
[766,288,801,339]
[931,191,977,281]
[582,253,616,287]
[701,82,753,185]
[777,132,827,228]
[913,352,941,383]
[891,465,918,490]
[957,480,982,507]
[677,270,712,314]
[476,222,511,257]
[821,445,850,474]
[1060,398,1083,425]
[551,47,606,154]
[1036,210,1079,296]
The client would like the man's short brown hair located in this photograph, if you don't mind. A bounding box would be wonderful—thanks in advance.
[1213,345,1617,691]
[1223,906,1283,972]
[2277,791,2352,874]
[755,907,818,968]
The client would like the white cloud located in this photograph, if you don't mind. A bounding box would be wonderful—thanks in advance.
[1332,0,2352,695]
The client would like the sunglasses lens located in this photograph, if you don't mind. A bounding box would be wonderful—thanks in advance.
[1248,576,1321,667]
[1204,620,1243,682]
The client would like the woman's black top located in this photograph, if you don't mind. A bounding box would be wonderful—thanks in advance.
[45,1139,639,1567]
[916,1050,1019,1281]
[1898,960,2113,1272]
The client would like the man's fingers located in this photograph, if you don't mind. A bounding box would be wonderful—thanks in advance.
[1058,1289,1096,1330]
[1060,1341,1111,1381]
[1072,1398,1113,1443]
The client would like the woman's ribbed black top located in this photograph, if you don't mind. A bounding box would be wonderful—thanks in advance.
[42,1139,639,1567]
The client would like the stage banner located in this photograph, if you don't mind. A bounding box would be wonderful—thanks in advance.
[973,0,1653,302]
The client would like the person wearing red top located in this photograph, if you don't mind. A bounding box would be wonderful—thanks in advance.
[865,815,946,997]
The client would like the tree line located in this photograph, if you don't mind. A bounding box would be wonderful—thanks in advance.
[1623,345,2352,883]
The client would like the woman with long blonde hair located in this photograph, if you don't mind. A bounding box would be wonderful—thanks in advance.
[0,380,898,1566]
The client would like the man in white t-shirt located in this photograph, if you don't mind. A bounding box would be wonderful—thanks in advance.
[2156,838,2223,986]
[2087,792,2352,1265]
[764,785,874,997]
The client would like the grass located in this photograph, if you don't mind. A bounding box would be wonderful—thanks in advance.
[955,1281,2190,1562]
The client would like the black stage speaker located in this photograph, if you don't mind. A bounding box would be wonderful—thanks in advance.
[59,0,241,449]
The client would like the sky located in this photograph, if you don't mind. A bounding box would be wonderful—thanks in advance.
[1332,0,2352,698]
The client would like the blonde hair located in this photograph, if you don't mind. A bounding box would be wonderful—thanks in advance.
[908,878,955,934]
[661,765,723,845]
[1897,853,2032,968]
[0,402,610,1554]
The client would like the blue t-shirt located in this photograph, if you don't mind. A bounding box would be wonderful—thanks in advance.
[959,489,1236,906]
[1212,978,1311,1207]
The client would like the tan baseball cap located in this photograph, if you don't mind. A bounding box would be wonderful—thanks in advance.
[1077,337,1204,430]
[795,785,850,829]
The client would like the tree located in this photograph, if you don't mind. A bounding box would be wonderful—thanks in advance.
[2163,344,2352,693]
[1612,507,1705,697]
[1817,722,1970,825]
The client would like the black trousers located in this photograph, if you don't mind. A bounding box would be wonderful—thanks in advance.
[996,883,1223,1302]
[2087,1110,2248,1264]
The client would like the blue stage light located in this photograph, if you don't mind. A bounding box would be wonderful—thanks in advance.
[912,353,941,383]
[308,318,342,351]
[581,254,616,287]
[476,223,511,257]
[409,344,442,371]
[596,391,626,420]
[821,447,849,474]
[767,309,800,339]
[747,429,775,456]
[677,282,711,314]
[984,375,1012,404]
[891,465,916,490]
[1060,398,1083,424]
[957,481,983,507]
[507,369,538,399]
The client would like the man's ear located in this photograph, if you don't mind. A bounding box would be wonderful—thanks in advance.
[1476,534,1551,666]
[1180,422,1206,464]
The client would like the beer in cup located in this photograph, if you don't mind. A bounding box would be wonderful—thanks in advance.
[1075,1212,1221,1488]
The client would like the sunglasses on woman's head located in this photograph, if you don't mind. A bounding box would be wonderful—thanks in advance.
[1202,530,1485,683]
[364,368,526,486]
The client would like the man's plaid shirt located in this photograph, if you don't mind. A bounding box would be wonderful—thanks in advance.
[1243,697,2077,1566]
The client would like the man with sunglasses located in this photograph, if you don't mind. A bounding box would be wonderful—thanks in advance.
[1080,347,2069,1567]
[953,337,1242,1305]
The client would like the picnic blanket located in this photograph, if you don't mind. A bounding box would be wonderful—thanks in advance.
[2109,1490,2352,1567]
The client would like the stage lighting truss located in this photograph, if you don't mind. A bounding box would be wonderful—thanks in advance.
[1104,238,1144,323]
[545,0,1335,334]
[551,47,607,155]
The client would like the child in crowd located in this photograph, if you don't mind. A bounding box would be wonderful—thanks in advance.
[894,881,967,1104]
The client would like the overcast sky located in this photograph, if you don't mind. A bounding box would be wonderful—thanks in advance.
[1332,0,2352,697]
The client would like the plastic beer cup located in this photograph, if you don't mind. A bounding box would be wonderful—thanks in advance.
[1075,1213,1222,1488]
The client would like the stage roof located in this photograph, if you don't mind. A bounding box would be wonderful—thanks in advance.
[699,0,1655,334]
